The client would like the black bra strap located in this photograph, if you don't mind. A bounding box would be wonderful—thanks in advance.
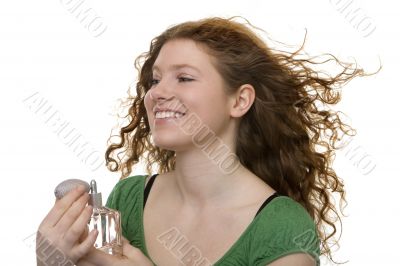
[143,174,159,209]
[254,192,280,218]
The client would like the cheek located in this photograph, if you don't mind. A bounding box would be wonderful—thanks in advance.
[144,91,153,115]
[190,95,230,131]
[143,93,155,132]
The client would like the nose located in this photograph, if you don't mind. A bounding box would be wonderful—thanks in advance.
[149,80,174,102]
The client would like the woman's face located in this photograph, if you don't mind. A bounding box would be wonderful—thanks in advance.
[144,38,234,151]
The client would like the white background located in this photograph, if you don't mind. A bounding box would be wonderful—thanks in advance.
[0,0,399,265]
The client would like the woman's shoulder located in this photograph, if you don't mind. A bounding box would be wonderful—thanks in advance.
[256,195,315,225]
[248,195,321,265]
[105,174,147,210]
[252,195,318,239]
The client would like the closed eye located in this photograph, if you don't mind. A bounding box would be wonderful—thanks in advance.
[178,77,194,82]
[151,79,159,85]
[150,77,194,86]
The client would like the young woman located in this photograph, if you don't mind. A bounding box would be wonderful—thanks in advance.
[37,16,372,266]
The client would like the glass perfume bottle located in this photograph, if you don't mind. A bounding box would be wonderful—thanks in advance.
[54,179,122,256]
[87,180,122,256]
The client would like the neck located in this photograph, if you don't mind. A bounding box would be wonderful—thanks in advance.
[171,148,251,208]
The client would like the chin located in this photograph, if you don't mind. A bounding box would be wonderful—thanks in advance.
[152,135,189,151]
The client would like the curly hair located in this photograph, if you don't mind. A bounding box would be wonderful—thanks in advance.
[105,16,380,264]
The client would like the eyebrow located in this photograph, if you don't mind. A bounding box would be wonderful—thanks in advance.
[152,63,202,74]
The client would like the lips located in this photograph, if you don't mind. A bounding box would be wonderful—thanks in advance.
[155,110,186,119]
[153,107,186,114]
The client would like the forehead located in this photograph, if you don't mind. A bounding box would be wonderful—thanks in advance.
[152,39,213,74]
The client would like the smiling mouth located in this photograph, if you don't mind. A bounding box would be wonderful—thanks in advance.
[155,111,186,120]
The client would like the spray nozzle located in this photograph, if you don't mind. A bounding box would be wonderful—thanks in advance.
[88,179,102,207]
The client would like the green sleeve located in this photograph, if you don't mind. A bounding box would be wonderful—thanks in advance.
[250,197,321,266]
[105,181,119,210]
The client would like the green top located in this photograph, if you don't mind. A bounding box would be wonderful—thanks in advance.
[105,174,321,266]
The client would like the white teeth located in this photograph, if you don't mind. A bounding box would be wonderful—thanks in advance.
[155,111,185,119]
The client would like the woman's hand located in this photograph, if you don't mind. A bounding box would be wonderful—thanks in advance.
[36,185,98,265]
[76,236,154,266]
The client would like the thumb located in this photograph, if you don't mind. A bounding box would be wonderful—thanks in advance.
[121,237,148,261]
[121,236,136,256]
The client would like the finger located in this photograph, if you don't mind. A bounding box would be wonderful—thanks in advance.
[122,237,147,261]
[76,257,97,266]
[41,185,87,228]
[78,224,89,243]
[121,236,129,245]
[121,236,134,255]
[64,205,93,244]
[55,192,90,233]
[72,229,99,261]
[76,246,117,266]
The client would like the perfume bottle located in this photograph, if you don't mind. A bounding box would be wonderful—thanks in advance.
[87,180,122,256]
[54,179,122,256]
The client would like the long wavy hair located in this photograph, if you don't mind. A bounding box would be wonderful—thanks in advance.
[105,16,380,263]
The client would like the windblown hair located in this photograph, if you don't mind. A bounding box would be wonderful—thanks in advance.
[105,16,379,263]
